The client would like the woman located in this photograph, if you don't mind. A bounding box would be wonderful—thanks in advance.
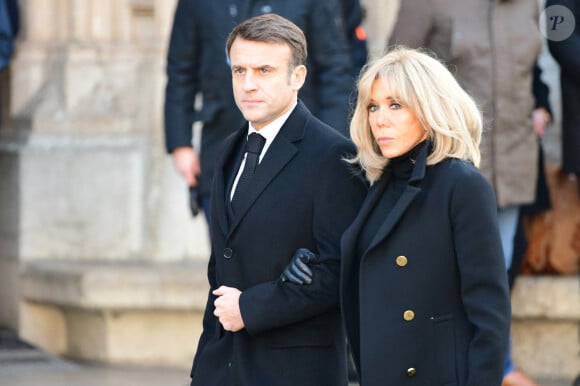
[281,47,510,385]
[389,4,544,383]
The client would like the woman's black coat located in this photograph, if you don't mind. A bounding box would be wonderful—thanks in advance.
[340,145,511,386]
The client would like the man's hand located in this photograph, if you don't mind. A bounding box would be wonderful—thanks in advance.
[172,147,201,187]
[213,286,244,332]
[280,248,319,285]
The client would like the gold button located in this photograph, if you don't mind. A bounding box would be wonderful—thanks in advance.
[403,310,415,321]
[406,367,417,377]
[395,255,408,267]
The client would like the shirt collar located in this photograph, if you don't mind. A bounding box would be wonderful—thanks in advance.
[247,102,297,161]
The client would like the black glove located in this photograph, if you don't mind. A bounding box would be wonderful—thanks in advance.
[280,248,319,285]
[189,186,200,217]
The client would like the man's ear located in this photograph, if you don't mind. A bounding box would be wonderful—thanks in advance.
[291,65,307,91]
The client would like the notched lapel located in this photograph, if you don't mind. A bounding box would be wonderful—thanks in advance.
[340,174,388,285]
[361,142,430,259]
[214,165,229,237]
[341,175,388,265]
[362,184,421,259]
[227,101,308,236]
[227,132,298,235]
[216,129,247,237]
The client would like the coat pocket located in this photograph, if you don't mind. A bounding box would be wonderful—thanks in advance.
[431,313,457,385]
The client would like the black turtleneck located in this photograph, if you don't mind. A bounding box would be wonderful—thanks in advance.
[356,140,427,257]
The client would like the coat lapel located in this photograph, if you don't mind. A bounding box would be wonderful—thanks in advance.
[340,173,389,280]
[227,101,308,236]
[215,127,247,237]
[342,142,430,264]
[362,184,421,259]
[362,142,430,259]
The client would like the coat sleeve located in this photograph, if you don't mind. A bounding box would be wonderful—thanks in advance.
[164,0,198,153]
[339,0,364,36]
[305,0,354,136]
[450,167,511,385]
[546,0,580,83]
[0,0,18,71]
[239,142,367,335]
[388,0,434,48]
[532,62,552,115]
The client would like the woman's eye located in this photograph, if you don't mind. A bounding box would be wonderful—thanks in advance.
[368,104,378,112]
[390,102,402,110]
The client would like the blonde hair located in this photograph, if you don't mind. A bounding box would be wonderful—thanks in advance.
[350,46,482,183]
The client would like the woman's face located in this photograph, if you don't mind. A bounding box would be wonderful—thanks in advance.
[368,78,427,159]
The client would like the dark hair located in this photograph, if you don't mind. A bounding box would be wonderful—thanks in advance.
[226,13,307,69]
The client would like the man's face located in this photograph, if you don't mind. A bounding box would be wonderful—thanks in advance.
[229,37,305,130]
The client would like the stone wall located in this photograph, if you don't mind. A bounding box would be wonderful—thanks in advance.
[0,0,212,330]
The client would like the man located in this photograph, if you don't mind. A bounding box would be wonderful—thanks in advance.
[189,14,367,386]
[164,0,354,220]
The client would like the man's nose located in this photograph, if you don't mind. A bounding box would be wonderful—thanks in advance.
[243,72,257,90]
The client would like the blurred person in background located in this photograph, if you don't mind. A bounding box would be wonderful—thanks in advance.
[0,0,18,126]
[340,0,368,80]
[509,64,553,287]
[0,0,18,71]
[546,0,580,189]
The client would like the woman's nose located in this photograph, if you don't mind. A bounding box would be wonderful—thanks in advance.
[375,107,391,126]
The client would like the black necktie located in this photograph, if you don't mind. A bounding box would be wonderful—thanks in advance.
[231,133,266,214]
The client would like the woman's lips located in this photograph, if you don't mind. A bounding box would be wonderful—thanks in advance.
[376,136,393,144]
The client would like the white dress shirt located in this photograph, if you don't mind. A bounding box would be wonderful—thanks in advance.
[230,103,297,201]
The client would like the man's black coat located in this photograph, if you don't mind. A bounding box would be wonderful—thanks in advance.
[190,102,367,386]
